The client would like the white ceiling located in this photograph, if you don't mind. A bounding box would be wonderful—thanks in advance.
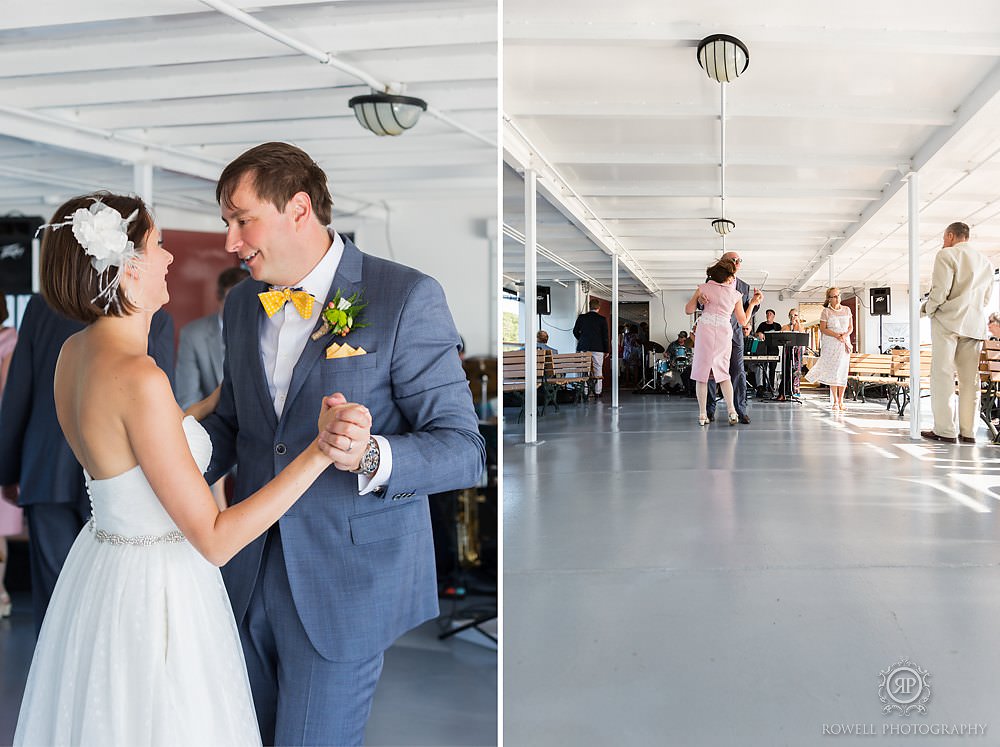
[0,0,496,225]
[503,0,1000,299]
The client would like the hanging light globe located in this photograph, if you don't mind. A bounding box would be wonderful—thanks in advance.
[348,91,428,136]
[712,218,736,235]
[696,34,750,83]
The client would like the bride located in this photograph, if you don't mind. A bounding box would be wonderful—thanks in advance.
[13,192,363,746]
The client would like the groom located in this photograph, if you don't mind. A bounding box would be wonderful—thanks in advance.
[201,142,485,746]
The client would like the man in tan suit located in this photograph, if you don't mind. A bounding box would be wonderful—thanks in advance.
[920,221,994,443]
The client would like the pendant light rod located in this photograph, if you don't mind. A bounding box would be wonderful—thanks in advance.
[720,82,727,219]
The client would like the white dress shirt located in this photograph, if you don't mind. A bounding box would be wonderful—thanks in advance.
[259,231,391,494]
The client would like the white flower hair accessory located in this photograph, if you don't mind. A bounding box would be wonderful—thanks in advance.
[38,198,143,313]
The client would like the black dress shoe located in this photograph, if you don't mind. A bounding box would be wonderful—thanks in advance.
[738,414,751,425]
[959,436,977,444]
[706,413,715,423]
[921,430,957,444]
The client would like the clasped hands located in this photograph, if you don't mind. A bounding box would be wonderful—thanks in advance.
[316,393,372,472]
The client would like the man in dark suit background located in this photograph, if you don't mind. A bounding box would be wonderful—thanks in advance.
[706,251,760,424]
[573,298,609,398]
[0,295,174,633]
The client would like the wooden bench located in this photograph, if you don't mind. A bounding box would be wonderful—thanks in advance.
[979,340,1000,441]
[847,353,894,402]
[888,349,931,415]
[502,349,554,422]
[546,352,593,404]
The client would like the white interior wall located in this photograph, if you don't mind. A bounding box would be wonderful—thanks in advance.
[338,196,494,358]
[860,285,925,353]
[535,282,580,354]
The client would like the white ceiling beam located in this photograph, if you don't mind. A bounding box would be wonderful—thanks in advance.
[502,223,613,296]
[503,21,1000,56]
[0,0,324,30]
[577,184,884,200]
[504,115,659,294]
[0,13,495,77]
[596,208,857,221]
[119,109,495,147]
[510,103,953,127]
[0,49,496,109]
[547,148,901,168]
[791,58,1000,291]
[184,131,492,162]
[0,105,223,181]
[0,107,387,214]
[37,81,496,131]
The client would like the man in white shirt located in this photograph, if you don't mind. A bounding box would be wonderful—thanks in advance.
[921,221,994,443]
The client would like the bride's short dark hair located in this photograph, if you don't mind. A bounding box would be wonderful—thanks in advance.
[39,192,153,324]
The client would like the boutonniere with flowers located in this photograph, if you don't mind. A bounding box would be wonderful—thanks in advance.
[311,288,371,358]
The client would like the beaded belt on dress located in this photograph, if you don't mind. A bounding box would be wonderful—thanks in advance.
[88,518,186,546]
[698,313,732,330]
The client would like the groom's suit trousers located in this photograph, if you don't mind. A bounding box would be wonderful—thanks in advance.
[241,526,383,747]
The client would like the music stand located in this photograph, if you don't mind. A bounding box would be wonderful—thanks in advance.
[765,331,809,401]
[636,340,666,393]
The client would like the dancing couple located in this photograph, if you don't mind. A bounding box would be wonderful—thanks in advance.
[685,256,762,426]
[13,142,485,746]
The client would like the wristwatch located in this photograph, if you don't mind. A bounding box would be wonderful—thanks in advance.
[351,437,380,477]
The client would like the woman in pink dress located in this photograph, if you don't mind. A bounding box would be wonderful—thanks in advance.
[0,293,21,617]
[685,258,762,426]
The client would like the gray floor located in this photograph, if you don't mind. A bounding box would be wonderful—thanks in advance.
[0,589,496,747]
[504,391,1000,746]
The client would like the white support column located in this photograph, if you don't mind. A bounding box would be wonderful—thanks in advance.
[524,169,538,444]
[908,172,921,439]
[133,162,153,205]
[611,253,620,409]
[486,218,498,356]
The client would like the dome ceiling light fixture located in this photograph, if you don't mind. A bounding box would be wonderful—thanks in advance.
[712,218,735,236]
[696,34,750,83]
[348,91,428,136]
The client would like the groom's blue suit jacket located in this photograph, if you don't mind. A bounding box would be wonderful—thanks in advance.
[202,238,485,662]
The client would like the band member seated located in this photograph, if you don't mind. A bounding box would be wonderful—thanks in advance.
[753,309,782,396]
[667,331,694,395]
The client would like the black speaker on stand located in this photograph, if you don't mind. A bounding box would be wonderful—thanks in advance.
[536,285,551,315]
[870,287,891,352]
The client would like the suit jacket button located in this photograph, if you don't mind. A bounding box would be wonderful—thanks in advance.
[275,443,287,455]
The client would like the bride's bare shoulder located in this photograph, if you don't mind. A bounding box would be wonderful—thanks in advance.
[119,354,173,402]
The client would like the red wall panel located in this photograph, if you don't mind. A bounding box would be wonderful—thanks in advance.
[161,229,240,350]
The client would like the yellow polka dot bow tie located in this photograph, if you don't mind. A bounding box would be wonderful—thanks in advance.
[257,287,316,319]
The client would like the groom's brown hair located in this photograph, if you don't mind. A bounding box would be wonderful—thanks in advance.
[216,142,334,226]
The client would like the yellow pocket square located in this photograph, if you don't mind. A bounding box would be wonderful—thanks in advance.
[326,343,368,359]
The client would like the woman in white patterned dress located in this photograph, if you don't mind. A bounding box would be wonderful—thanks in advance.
[14,193,370,746]
[805,286,853,410]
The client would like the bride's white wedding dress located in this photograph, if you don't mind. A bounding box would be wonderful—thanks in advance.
[14,416,261,747]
